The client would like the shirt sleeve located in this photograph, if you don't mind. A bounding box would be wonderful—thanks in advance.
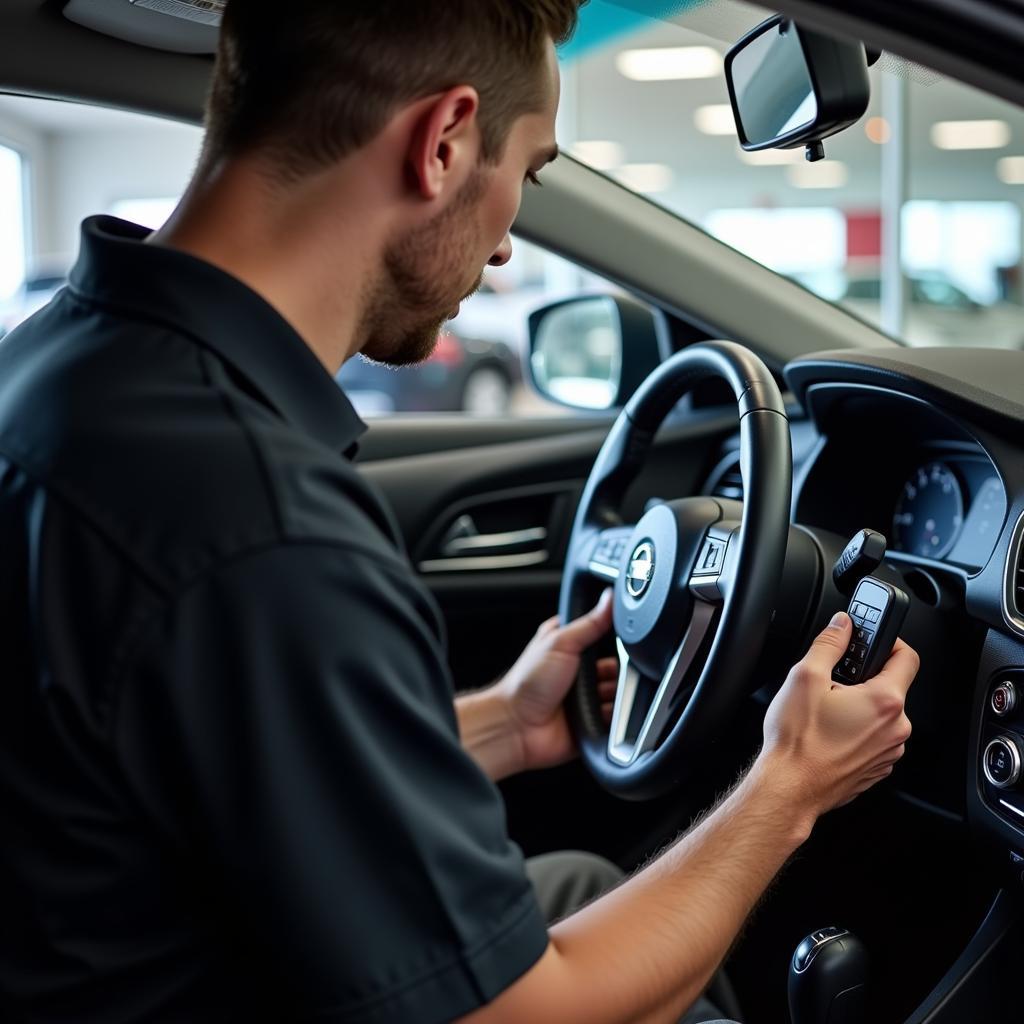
[114,542,549,1023]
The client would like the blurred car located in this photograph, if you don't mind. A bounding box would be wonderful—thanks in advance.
[454,278,552,357]
[336,330,521,415]
[839,270,1024,349]
[0,271,66,340]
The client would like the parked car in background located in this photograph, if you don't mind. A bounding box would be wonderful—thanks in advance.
[453,278,552,358]
[839,270,1024,349]
[336,329,520,415]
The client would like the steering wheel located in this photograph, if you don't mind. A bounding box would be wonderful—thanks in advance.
[560,341,792,799]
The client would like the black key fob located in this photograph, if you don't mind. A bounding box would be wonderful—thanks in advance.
[833,576,910,685]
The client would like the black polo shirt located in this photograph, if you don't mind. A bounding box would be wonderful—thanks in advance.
[0,216,547,1023]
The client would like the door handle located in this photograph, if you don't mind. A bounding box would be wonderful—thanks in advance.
[440,515,548,557]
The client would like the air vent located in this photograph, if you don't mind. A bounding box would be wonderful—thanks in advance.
[1004,511,1024,636]
[703,452,743,502]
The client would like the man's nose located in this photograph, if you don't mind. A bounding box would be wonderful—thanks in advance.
[488,233,513,267]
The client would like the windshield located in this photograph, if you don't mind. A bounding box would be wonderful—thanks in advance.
[561,0,1024,350]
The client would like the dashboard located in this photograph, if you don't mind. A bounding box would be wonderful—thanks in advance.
[784,346,1024,893]
[794,390,1008,577]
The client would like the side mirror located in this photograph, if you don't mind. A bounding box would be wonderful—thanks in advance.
[725,15,870,161]
[527,295,668,411]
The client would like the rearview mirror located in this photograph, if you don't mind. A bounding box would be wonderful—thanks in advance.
[725,15,870,161]
[527,295,668,411]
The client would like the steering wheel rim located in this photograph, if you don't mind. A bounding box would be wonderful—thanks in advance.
[560,340,792,799]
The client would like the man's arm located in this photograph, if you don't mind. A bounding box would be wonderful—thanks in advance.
[458,612,918,1024]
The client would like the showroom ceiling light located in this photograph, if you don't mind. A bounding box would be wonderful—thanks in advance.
[787,160,848,188]
[865,116,891,144]
[613,163,674,193]
[997,156,1024,184]
[567,140,626,170]
[616,46,722,81]
[931,119,1010,149]
[694,104,737,135]
[737,147,804,165]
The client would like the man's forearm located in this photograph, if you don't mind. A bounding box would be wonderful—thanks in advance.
[551,753,812,1023]
[460,752,813,1024]
[455,688,523,782]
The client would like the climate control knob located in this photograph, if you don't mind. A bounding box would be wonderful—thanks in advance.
[983,736,1022,789]
[992,681,1017,717]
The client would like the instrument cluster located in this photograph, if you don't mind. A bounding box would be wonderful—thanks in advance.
[890,455,1005,569]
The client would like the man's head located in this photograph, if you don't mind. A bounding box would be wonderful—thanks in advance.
[199,1,582,367]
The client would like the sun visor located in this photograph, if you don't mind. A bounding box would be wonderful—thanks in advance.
[63,0,223,54]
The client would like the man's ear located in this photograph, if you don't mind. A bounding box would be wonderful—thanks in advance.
[406,86,481,200]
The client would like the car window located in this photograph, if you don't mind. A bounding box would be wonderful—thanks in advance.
[338,238,622,418]
[0,94,628,418]
[562,0,1024,349]
[0,140,26,338]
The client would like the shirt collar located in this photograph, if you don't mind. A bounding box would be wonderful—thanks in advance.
[69,215,367,458]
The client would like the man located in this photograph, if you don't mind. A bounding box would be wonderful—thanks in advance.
[0,2,917,1022]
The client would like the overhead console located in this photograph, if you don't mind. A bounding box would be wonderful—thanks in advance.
[63,0,222,54]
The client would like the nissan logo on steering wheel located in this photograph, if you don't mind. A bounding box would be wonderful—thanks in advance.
[626,541,655,598]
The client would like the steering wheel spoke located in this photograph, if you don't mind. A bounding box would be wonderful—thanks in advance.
[607,599,717,766]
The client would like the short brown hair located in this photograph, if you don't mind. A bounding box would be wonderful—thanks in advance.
[203,1,583,181]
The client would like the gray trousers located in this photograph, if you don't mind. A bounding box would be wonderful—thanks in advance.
[526,851,742,1024]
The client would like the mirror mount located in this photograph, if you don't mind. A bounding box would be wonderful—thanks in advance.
[725,14,871,162]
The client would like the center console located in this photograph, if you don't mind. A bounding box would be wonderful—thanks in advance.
[968,630,1024,884]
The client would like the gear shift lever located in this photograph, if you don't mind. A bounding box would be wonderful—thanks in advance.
[788,926,868,1024]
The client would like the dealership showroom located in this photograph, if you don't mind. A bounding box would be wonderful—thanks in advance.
[4,3,1024,1024]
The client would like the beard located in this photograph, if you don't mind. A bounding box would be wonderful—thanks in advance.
[357,167,488,368]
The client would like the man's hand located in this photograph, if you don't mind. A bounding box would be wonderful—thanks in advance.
[758,610,918,826]
[457,611,920,1024]
[496,589,617,774]
[455,591,616,781]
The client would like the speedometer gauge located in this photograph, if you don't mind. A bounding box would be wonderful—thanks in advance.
[892,461,964,559]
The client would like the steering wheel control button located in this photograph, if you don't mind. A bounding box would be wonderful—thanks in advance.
[589,528,635,579]
[984,736,1022,789]
[992,681,1018,717]
[692,537,726,575]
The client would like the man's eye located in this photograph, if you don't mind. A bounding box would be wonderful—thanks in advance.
[525,170,543,187]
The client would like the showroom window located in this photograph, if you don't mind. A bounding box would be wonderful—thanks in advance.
[562,0,1024,349]
[0,93,613,417]
[0,141,26,337]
